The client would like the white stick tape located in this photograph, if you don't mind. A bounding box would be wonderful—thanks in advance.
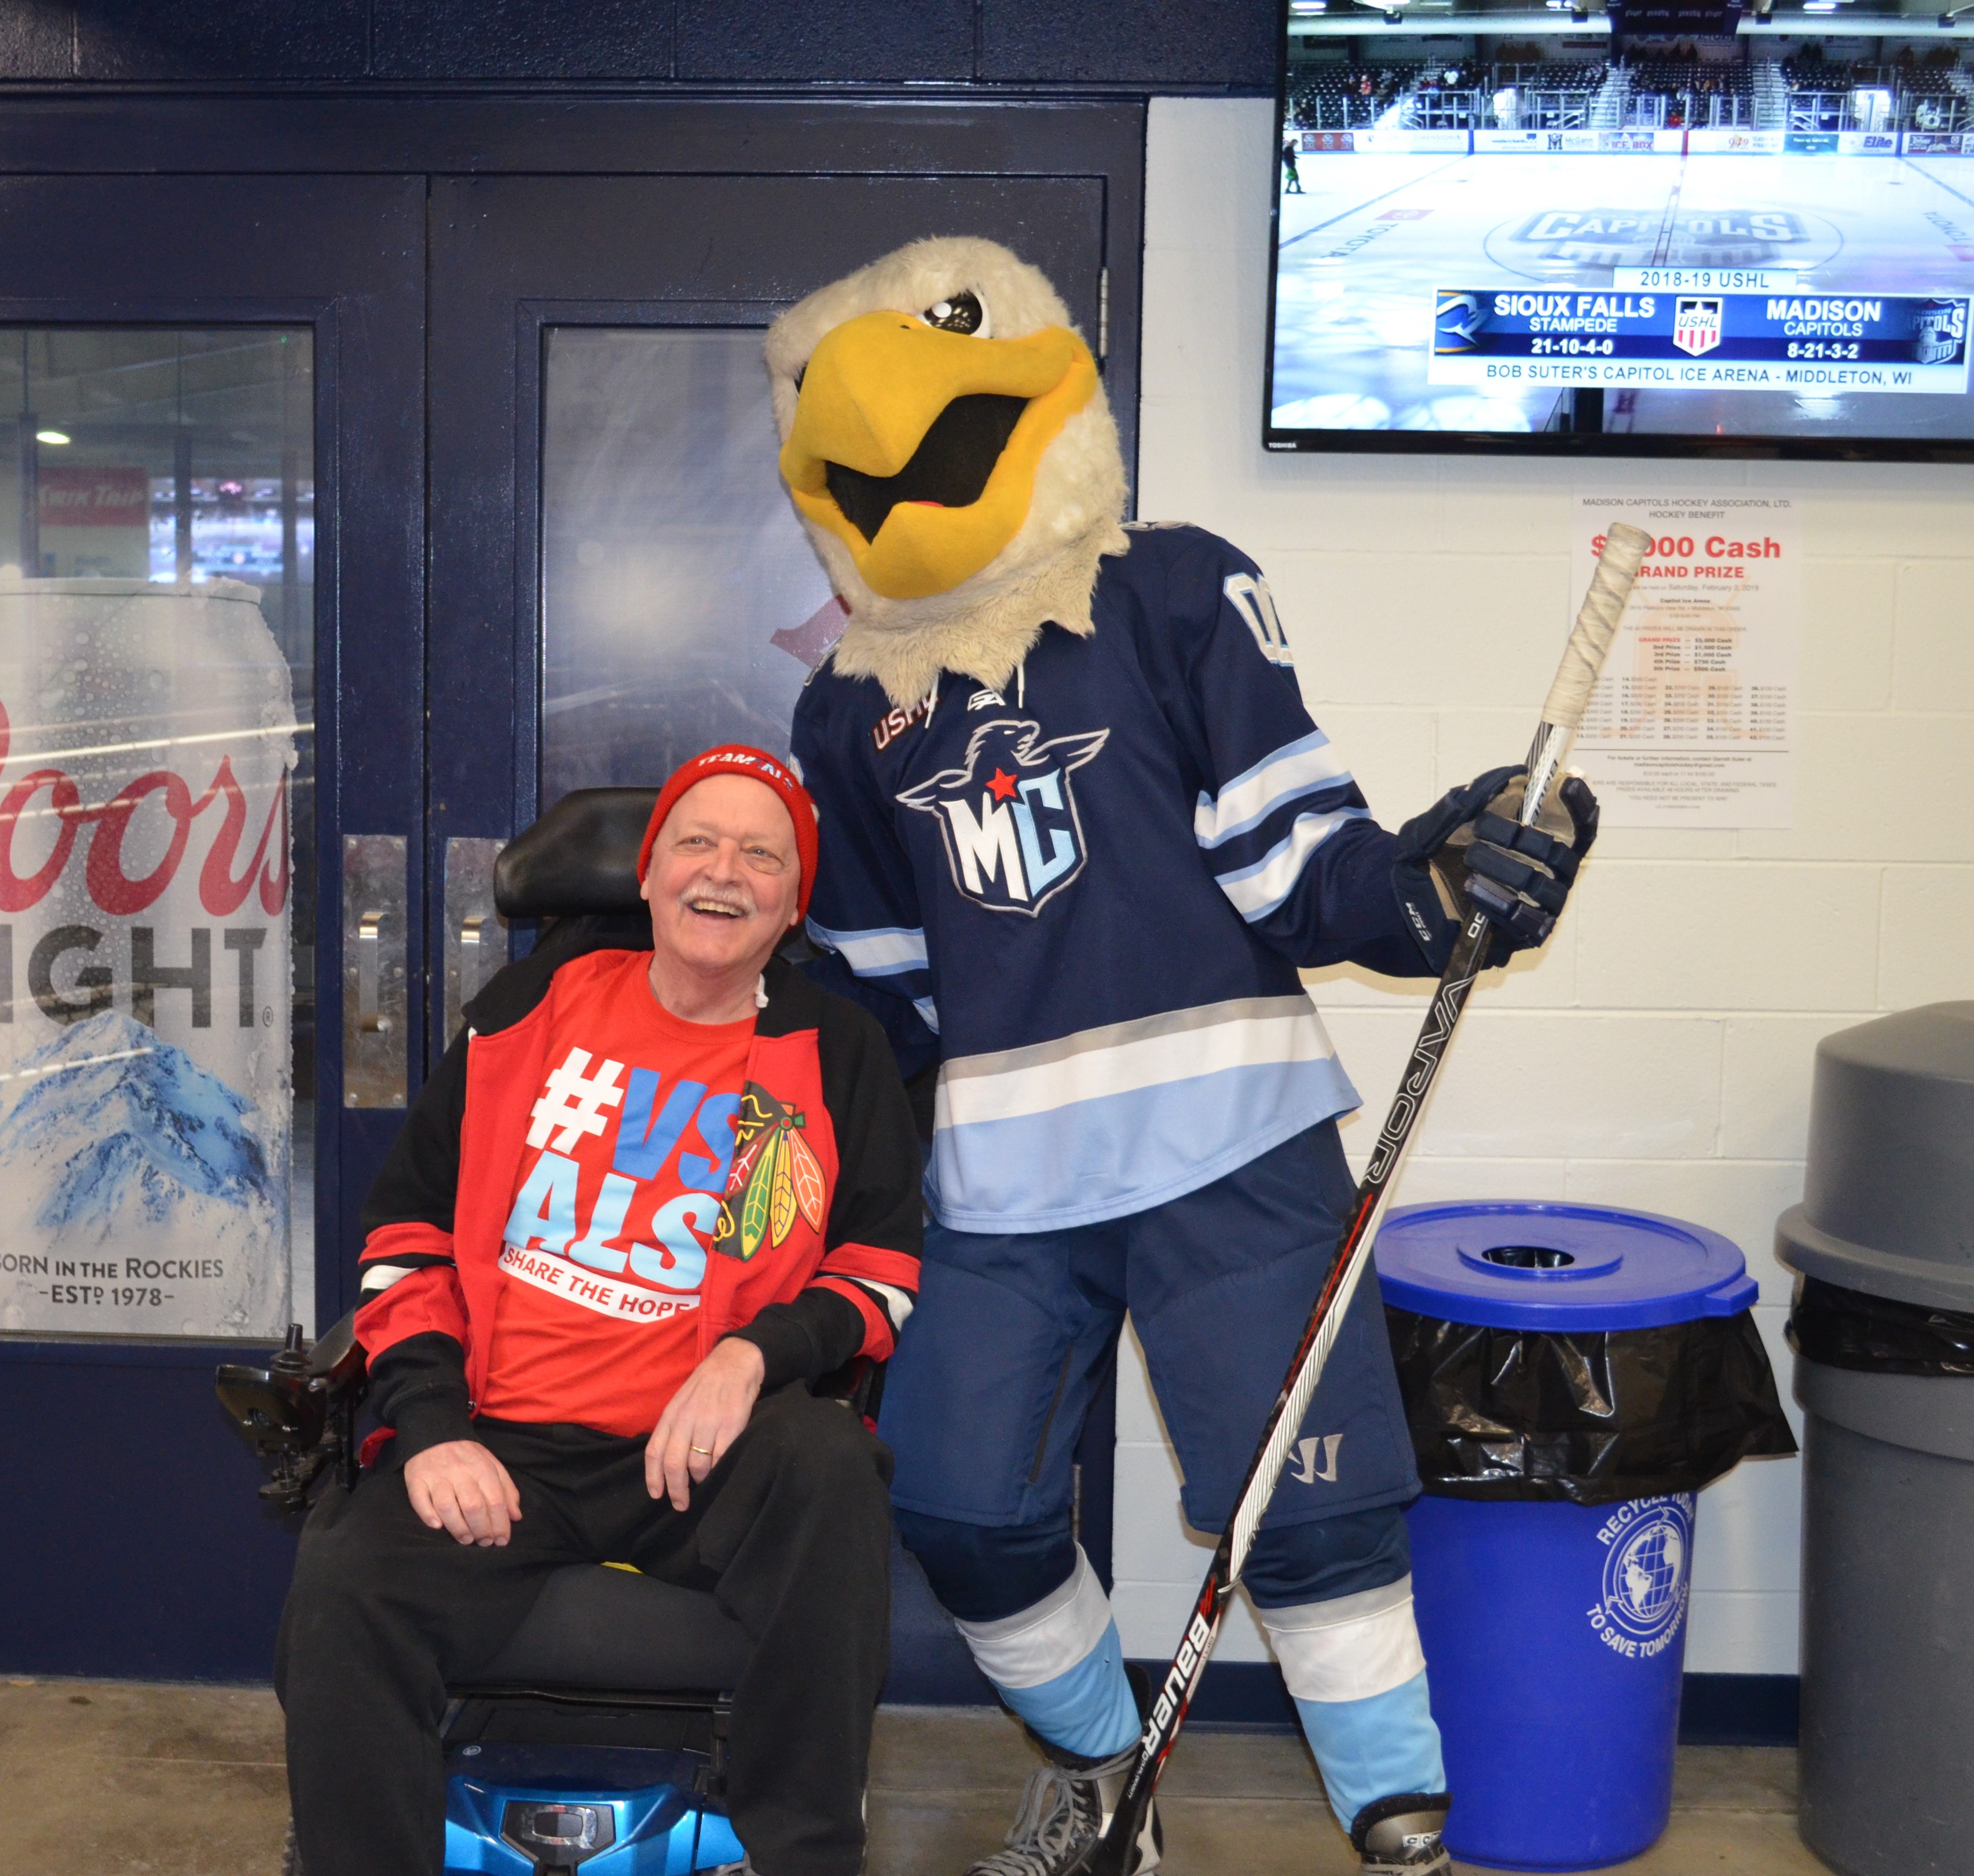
[1539,521,1651,731]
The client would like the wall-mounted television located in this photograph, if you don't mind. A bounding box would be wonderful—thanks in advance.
[1265,0,1974,457]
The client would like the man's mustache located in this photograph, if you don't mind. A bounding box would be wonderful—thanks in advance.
[679,884,756,920]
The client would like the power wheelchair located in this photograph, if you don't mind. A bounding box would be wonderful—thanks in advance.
[216,786,884,1876]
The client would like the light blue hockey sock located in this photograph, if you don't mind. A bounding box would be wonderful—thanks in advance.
[954,1548,1141,1762]
[991,1619,1141,1761]
[1294,1670,1446,1834]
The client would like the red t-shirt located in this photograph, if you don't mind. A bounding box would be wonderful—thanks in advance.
[478,951,755,1437]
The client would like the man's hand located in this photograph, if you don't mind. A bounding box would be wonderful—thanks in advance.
[403,1440,523,1547]
[646,1338,767,1512]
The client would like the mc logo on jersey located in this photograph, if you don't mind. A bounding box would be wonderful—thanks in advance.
[1674,297,1723,357]
[898,717,1108,915]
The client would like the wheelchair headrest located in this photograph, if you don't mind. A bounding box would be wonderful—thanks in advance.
[494,787,660,920]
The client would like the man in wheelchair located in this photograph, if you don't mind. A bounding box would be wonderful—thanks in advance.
[275,746,922,1876]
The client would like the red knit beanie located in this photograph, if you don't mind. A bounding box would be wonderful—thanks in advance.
[636,744,819,921]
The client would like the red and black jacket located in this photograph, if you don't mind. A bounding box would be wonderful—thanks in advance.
[354,920,923,1457]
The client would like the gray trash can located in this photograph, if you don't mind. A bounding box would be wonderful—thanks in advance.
[1777,1001,1974,1876]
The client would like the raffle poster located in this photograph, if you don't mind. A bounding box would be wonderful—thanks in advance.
[1569,494,1799,829]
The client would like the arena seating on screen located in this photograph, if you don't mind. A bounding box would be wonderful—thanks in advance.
[1612,58,1752,129]
[1287,65,1426,131]
[1287,50,1971,140]
[1501,60,1607,131]
[1286,60,1607,133]
[1781,52,1971,132]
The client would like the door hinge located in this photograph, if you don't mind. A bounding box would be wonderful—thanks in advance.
[1098,266,1109,364]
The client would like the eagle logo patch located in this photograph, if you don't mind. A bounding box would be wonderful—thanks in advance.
[898,717,1108,915]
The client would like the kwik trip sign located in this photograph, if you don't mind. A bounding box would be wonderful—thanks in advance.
[0,578,297,1339]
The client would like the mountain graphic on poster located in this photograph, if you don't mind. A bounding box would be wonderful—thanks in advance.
[0,1012,283,1324]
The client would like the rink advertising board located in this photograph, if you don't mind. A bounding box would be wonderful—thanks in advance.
[1298,126,1958,160]
[1430,288,1972,394]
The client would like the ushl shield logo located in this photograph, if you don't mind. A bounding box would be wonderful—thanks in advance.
[1673,297,1722,357]
[898,717,1108,915]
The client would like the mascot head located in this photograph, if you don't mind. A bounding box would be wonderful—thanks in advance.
[767,237,1128,708]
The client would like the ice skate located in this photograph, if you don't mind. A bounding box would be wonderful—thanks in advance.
[964,1739,1161,1876]
[1352,1793,1453,1875]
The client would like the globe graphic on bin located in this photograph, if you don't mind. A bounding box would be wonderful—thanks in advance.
[1611,1516,1687,1635]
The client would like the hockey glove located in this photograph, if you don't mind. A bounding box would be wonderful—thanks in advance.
[1392,764,1598,972]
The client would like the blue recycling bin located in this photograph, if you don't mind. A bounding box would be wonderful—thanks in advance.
[1375,1202,1759,1872]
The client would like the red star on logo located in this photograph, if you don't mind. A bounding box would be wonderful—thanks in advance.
[987,768,1019,802]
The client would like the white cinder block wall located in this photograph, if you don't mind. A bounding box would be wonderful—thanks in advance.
[1113,96,1974,1677]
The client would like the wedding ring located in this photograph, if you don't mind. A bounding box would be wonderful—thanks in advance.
[690,1444,715,1455]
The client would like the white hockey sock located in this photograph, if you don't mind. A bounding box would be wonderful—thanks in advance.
[1258,1575,1427,1704]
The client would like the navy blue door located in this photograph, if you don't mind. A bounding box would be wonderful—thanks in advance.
[0,176,423,1679]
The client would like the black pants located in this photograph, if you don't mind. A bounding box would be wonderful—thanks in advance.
[276,1384,893,1876]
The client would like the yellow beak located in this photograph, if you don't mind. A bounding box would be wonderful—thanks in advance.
[779,310,1098,601]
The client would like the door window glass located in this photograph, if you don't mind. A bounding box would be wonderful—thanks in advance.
[0,329,313,1340]
[540,328,837,805]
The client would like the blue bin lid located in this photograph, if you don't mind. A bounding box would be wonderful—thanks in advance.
[1373,1201,1756,1331]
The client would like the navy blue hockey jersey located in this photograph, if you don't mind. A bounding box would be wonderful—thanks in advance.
[790,524,1432,1234]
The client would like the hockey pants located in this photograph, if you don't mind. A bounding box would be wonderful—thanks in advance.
[881,1120,1446,1826]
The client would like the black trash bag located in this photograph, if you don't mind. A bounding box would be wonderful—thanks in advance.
[1386,1306,1798,1507]
[1788,1275,1974,1377]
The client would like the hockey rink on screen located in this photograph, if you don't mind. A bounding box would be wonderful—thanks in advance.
[1272,149,1974,437]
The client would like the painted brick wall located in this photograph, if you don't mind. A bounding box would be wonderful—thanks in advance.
[1115,95,1974,1675]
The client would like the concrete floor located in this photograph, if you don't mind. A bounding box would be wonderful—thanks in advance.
[1,1677,1829,1875]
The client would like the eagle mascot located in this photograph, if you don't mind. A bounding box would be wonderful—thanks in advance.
[768,238,1596,1876]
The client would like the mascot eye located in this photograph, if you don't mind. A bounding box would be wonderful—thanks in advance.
[921,290,988,337]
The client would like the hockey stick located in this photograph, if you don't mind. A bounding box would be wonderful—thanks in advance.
[1086,521,1653,1875]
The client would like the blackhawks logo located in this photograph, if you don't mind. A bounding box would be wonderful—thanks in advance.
[714,1085,826,1261]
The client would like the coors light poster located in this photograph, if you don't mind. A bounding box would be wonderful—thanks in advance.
[0,577,296,1339]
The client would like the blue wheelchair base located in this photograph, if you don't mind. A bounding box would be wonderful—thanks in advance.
[444,1744,744,1874]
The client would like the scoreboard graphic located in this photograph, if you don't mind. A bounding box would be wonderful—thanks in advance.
[1430,284,1971,394]
[1269,130,1974,439]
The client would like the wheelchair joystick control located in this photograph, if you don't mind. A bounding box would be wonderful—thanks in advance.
[215,1313,371,1515]
[271,1322,309,1379]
